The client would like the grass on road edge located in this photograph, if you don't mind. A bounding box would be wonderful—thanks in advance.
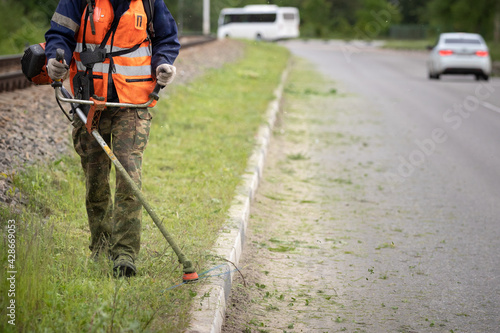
[0,41,290,333]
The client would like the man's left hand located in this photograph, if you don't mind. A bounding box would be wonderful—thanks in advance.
[156,64,176,86]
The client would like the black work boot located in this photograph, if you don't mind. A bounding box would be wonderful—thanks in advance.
[113,254,137,278]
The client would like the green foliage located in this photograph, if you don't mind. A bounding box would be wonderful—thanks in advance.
[489,41,500,61]
[0,0,56,54]
[0,1,24,42]
[300,0,333,38]
[426,0,498,39]
[398,0,429,24]
[354,0,402,39]
[1,0,498,53]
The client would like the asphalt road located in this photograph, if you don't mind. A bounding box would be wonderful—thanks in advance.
[279,40,500,332]
[283,40,500,332]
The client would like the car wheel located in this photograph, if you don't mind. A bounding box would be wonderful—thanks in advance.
[256,33,262,41]
[482,74,489,81]
[429,72,439,80]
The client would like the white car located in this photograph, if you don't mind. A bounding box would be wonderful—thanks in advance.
[427,32,492,81]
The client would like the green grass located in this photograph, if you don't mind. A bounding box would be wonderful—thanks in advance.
[381,39,434,51]
[0,41,290,332]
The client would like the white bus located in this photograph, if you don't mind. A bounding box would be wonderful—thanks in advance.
[217,5,300,41]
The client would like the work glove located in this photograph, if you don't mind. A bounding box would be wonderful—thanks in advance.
[156,64,176,86]
[47,58,69,81]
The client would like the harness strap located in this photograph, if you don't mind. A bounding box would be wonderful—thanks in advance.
[81,11,121,68]
[82,7,90,52]
[144,0,155,37]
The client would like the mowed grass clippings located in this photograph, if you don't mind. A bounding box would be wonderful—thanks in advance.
[0,41,290,333]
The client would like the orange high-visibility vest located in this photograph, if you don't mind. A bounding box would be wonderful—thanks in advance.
[69,0,155,105]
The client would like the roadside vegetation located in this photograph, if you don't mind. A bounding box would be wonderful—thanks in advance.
[381,39,434,51]
[0,41,290,332]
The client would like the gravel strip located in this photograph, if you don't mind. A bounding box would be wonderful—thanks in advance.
[0,39,244,207]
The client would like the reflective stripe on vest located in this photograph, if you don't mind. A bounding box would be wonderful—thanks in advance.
[75,62,152,77]
[69,0,156,105]
[74,43,151,58]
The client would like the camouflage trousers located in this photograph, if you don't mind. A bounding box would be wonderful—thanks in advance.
[72,108,152,261]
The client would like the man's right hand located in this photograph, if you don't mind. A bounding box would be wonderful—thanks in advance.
[47,58,69,80]
[156,64,176,86]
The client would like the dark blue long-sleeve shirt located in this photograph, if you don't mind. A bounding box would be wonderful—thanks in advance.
[44,0,180,71]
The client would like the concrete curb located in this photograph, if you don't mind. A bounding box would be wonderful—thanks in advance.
[186,63,290,333]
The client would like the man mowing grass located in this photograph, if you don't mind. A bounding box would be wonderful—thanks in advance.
[44,0,179,277]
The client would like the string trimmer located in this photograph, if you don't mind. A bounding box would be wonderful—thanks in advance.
[21,46,198,283]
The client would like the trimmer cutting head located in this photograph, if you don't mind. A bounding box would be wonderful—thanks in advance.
[182,272,199,283]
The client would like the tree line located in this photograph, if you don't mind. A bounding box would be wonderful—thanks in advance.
[172,0,500,40]
[1,0,499,54]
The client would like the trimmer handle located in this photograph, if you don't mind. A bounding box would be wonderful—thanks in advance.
[51,48,66,88]
[56,48,65,63]
[53,48,162,107]
[149,83,163,101]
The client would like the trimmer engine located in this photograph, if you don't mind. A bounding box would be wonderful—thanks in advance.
[21,43,53,85]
